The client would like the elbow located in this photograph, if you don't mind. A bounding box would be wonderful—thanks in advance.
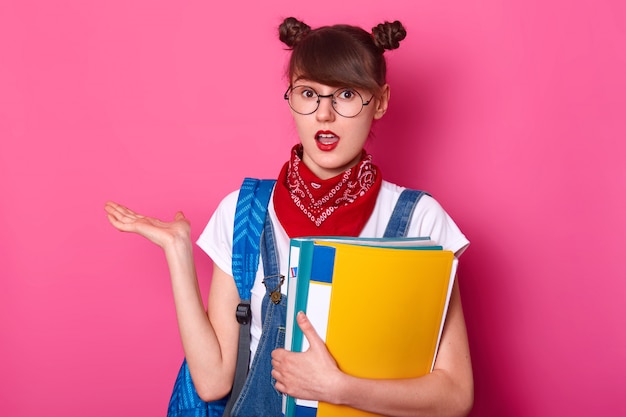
[450,384,474,417]
[436,369,473,417]
[189,368,234,403]
[180,355,236,402]
[458,397,474,417]
[196,380,232,403]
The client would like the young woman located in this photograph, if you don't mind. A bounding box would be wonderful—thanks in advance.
[105,17,473,417]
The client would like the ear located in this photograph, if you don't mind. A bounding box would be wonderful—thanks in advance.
[373,84,390,120]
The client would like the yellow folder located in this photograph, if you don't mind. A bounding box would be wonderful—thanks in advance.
[319,242,454,417]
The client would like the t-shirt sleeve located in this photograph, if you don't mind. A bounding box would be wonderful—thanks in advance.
[196,189,240,276]
[409,194,470,257]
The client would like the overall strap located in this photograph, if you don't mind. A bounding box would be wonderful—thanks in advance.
[260,212,281,281]
[383,188,427,238]
[225,177,276,416]
[260,213,283,312]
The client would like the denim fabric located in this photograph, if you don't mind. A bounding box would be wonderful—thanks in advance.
[231,215,286,417]
[383,189,425,238]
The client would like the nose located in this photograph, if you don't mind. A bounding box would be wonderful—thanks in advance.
[315,94,336,122]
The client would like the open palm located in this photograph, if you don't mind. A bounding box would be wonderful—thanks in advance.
[104,201,191,249]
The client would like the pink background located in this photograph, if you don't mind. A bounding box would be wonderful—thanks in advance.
[1,0,625,416]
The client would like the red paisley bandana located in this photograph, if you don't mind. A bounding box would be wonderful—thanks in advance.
[273,145,382,238]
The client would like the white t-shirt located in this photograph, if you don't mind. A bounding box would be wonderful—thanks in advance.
[197,180,469,359]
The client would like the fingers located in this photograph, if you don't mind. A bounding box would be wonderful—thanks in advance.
[105,201,139,219]
[297,312,324,350]
[104,201,145,232]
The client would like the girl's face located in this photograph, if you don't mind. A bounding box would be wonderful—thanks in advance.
[289,79,389,180]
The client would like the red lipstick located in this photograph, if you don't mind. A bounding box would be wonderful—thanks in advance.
[315,130,340,151]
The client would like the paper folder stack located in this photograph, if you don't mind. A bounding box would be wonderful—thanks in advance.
[282,236,457,417]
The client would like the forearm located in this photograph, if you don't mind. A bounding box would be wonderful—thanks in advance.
[164,238,236,400]
[334,369,473,417]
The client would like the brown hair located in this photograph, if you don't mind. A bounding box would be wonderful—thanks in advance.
[278,17,407,94]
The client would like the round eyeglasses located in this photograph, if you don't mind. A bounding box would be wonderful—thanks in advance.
[284,86,374,118]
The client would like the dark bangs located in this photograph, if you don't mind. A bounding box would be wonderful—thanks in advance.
[288,25,386,93]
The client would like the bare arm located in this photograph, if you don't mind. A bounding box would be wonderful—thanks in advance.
[272,280,473,417]
[104,202,240,401]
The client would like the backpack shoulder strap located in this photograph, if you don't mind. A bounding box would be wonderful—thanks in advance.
[232,177,276,301]
[383,188,428,238]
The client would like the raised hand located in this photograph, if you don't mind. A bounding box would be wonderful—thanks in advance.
[104,201,191,249]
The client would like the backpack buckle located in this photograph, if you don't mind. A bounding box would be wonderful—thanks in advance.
[236,302,251,325]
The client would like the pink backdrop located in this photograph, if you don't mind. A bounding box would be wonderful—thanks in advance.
[1,1,624,416]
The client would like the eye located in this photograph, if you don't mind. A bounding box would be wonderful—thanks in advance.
[294,86,317,100]
[336,88,358,101]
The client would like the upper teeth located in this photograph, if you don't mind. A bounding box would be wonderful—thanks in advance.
[319,134,334,138]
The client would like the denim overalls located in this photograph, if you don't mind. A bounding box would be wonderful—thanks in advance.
[230,188,426,416]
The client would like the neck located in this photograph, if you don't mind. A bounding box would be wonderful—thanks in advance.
[301,153,363,181]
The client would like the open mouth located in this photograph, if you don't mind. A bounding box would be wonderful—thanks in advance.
[316,130,339,145]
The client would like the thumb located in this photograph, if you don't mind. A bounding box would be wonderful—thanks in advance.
[297,311,324,349]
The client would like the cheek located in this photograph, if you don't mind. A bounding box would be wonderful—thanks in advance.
[353,120,374,139]
[296,124,313,141]
[293,115,311,130]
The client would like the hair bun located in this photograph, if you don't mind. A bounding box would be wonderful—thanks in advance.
[279,17,312,48]
[371,20,407,51]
